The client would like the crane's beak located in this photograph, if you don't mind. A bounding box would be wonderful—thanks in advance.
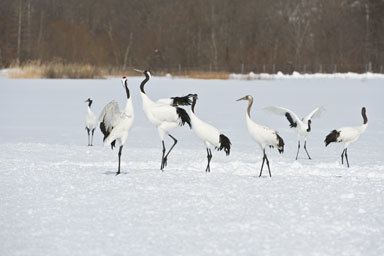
[133,68,144,73]
[236,96,248,101]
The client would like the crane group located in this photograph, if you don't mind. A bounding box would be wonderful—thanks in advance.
[85,71,368,176]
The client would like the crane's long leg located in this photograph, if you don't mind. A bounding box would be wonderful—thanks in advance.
[91,129,95,146]
[345,148,350,168]
[265,153,271,177]
[259,150,266,177]
[304,140,312,160]
[161,134,178,170]
[295,141,300,160]
[86,128,90,146]
[116,145,123,175]
[161,141,166,170]
[341,149,346,165]
[206,148,212,172]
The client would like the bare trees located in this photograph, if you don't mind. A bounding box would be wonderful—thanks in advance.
[0,0,383,73]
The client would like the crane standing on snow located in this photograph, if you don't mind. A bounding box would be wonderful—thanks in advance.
[85,98,98,146]
[263,106,324,160]
[99,77,134,175]
[189,94,231,172]
[325,107,368,168]
[137,69,192,171]
[237,95,284,177]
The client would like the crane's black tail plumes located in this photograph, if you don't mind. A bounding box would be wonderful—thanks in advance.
[176,107,192,128]
[171,95,193,106]
[100,121,116,149]
[325,130,340,146]
[276,133,285,154]
[217,134,231,156]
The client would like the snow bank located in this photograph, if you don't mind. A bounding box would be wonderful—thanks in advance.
[230,71,384,80]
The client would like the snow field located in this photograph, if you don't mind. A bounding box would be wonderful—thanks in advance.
[1,75,384,255]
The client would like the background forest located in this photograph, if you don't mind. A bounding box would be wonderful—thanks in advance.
[0,0,383,74]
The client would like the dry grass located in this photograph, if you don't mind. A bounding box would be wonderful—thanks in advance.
[8,61,104,79]
[7,61,233,79]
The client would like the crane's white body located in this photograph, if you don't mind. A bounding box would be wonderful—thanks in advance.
[245,113,281,151]
[263,106,324,138]
[101,99,134,147]
[237,95,284,177]
[98,77,134,175]
[263,106,324,160]
[155,98,176,106]
[84,98,98,146]
[333,124,367,149]
[85,106,98,131]
[189,94,230,172]
[138,70,191,171]
[141,93,182,140]
[190,111,220,148]
[325,107,368,168]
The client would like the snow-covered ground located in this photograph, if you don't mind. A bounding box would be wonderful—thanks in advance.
[1,74,384,255]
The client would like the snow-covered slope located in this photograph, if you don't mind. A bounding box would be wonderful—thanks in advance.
[1,76,383,255]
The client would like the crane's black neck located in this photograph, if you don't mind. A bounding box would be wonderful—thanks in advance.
[191,97,197,113]
[140,73,150,94]
[362,107,368,124]
[124,79,130,99]
[88,100,93,107]
[307,120,311,132]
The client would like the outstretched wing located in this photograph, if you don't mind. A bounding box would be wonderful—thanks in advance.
[303,106,325,123]
[262,106,300,128]
[99,100,121,147]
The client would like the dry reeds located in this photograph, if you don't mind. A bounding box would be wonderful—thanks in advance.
[8,60,104,79]
[7,61,233,79]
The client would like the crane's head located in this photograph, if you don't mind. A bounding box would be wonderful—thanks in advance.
[121,76,128,87]
[144,70,152,78]
[236,95,252,102]
[189,94,198,100]
[133,68,151,78]
[85,98,93,107]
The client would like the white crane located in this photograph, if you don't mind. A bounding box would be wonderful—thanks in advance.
[99,76,134,175]
[237,95,284,177]
[325,107,368,168]
[263,106,324,160]
[137,70,192,171]
[84,98,98,146]
[189,94,231,172]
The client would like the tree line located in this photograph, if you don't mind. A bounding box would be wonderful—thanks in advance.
[0,0,383,74]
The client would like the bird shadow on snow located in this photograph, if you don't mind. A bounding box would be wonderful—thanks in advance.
[103,171,129,176]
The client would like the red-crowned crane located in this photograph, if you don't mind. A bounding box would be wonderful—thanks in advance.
[189,94,231,172]
[85,98,98,146]
[263,106,324,160]
[99,77,134,175]
[237,95,284,177]
[137,70,192,171]
[325,107,368,168]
